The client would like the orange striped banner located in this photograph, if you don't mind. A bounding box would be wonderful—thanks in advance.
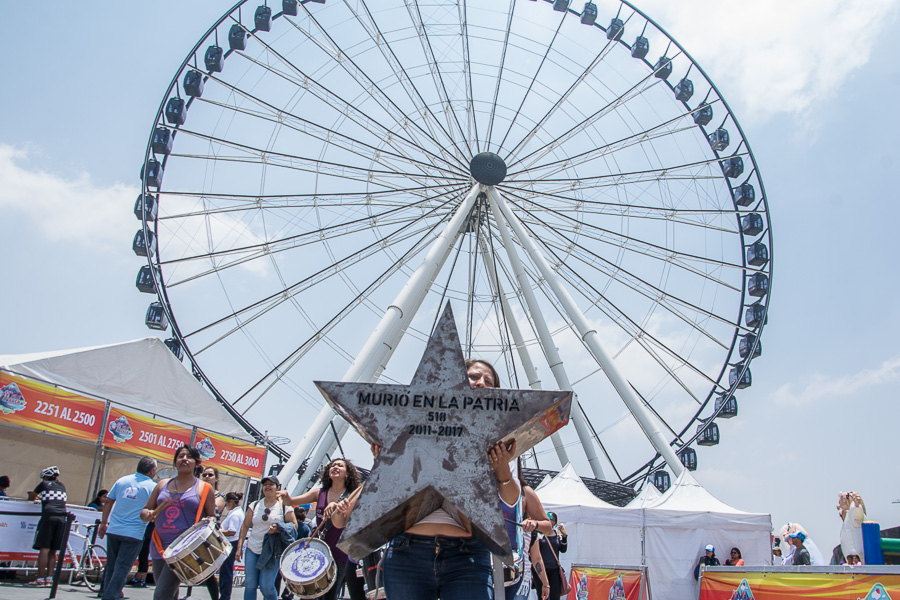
[195,429,266,478]
[103,406,192,463]
[700,570,900,599]
[0,372,104,442]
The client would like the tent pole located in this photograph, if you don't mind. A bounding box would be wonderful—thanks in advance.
[284,184,482,493]
[86,401,112,505]
[488,187,685,478]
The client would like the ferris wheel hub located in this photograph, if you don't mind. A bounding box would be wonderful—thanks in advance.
[469,152,507,186]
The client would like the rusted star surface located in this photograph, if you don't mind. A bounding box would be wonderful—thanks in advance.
[315,303,572,561]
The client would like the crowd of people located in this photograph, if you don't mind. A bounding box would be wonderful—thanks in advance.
[0,356,878,599]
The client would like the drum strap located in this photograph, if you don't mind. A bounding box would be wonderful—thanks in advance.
[152,480,212,556]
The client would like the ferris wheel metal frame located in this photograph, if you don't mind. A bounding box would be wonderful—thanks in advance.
[133,0,773,494]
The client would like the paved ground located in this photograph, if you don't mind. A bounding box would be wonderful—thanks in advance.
[0,581,156,600]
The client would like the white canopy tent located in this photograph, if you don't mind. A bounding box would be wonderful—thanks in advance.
[0,338,256,502]
[538,466,772,600]
[626,482,661,508]
[0,337,251,441]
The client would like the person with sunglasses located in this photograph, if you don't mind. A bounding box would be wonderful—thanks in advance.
[200,466,226,518]
[725,547,744,566]
[237,475,297,600]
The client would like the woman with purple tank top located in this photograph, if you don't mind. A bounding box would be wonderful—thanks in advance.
[277,457,362,600]
[141,445,217,600]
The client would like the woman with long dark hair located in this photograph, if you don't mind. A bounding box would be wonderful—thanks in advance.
[279,457,361,600]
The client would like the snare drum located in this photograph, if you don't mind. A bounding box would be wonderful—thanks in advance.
[163,520,232,586]
[279,538,337,599]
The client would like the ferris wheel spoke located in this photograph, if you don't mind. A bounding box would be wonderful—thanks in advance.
[185,216,440,356]
[458,1,480,154]
[337,0,470,159]
[231,196,469,406]
[485,0,516,149]
[503,35,622,162]
[404,0,474,159]
[163,211,431,284]
[199,71,464,178]
[509,228,725,393]
[231,42,462,174]
[164,186,464,283]
[498,199,741,348]
[509,152,749,188]
[166,126,467,187]
[281,7,465,165]
[505,70,676,173]
[156,185,458,219]
[518,229,736,352]
[168,150,468,192]
[193,96,464,181]
[500,184,740,220]
[494,10,568,154]
[502,188,746,276]
[503,182,743,235]
[507,114,702,181]
[515,212,744,288]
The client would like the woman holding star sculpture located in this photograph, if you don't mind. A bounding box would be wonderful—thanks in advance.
[318,358,554,600]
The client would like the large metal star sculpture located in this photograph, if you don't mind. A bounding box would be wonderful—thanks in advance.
[315,303,572,561]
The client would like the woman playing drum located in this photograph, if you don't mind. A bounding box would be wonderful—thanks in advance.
[277,457,362,600]
[141,445,217,600]
[237,475,297,600]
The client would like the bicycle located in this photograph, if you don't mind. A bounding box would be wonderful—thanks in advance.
[65,521,106,592]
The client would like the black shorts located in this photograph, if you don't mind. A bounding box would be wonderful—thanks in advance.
[33,515,68,551]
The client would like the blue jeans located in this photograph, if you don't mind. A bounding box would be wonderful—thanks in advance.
[383,534,493,600]
[102,533,144,600]
[219,543,238,600]
[243,549,278,600]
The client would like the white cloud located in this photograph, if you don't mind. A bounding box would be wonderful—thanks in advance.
[771,355,900,406]
[0,144,136,250]
[636,0,899,121]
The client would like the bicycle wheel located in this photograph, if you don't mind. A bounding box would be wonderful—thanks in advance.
[80,545,106,592]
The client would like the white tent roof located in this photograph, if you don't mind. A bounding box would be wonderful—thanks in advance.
[626,481,662,508]
[0,337,252,441]
[536,463,617,509]
[644,469,770,523]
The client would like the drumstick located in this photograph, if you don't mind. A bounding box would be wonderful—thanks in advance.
[303,484,365,550]
[151,497,175,520]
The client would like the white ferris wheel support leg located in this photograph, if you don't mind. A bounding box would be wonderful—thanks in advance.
[486,187,685,479]
[486,189,604,479]
[282,184,483,493]
[476,236,571,468]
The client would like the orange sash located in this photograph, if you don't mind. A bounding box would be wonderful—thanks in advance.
[151,480,211,556]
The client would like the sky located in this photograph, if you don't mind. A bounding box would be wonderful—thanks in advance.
[2,0,900,557]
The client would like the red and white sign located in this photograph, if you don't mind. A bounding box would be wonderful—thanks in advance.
[102,406,192,463]
[0,372,105,443]
[194,429,266,478]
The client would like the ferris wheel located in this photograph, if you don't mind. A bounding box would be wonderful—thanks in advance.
[133,0,772,492]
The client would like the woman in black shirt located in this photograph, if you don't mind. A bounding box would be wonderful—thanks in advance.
[532,512,567,600]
